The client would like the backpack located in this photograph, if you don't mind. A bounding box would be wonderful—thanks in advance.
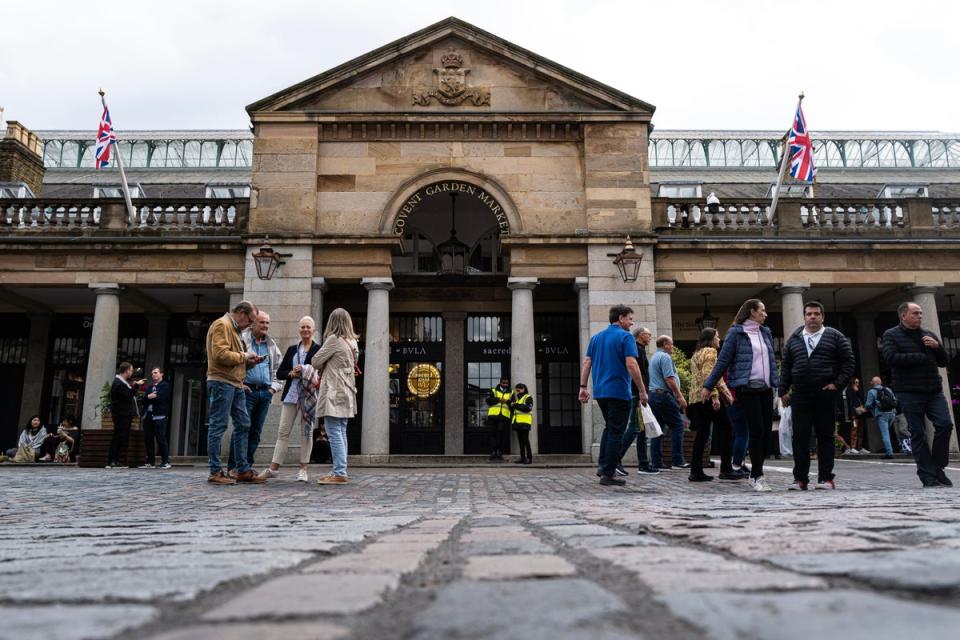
[877,386,897,412]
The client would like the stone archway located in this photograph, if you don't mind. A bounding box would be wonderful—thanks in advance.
[378,169,523,237]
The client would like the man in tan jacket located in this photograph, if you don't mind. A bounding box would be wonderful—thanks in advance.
[206,300,266,485]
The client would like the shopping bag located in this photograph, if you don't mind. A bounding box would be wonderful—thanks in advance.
[778,405,793,456]
[13,443,35,463]
[640,403,663,439]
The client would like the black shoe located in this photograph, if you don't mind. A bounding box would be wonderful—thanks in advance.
[637,465,661,475]
[671,462,691,469]
[936,470,953,487]
[656,464,671,470]
[514,458,526,464]
[735,464,750,474]
[523,458,533,465]
[615,465,629,477]
[718,470,744,480]
[922,479,943,488]
[688,472,714,482]
[599,476,626,486]
[884,454,894,460]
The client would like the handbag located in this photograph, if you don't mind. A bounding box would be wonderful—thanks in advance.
[341,337,362,377]
[54,441,71,463]
[13,443,35,463]
[639,402,663,439]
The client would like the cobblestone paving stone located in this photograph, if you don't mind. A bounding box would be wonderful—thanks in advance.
[1,457,960,639]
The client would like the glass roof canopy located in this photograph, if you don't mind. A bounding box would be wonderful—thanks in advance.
[36,130,960,170]
[649,131,960,169]
[37,131,253,169]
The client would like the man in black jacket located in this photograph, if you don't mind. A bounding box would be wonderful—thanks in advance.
[778,301,855,490]
[140,367,172,469]
[881,301,953,488]
[107,362,145,469]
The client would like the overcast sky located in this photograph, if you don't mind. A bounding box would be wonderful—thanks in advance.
[3,0,958,133]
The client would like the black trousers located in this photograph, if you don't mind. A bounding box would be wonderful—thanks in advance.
[516,429,532,461]
[688,400,733,472]
[142,414,170,465]
[488,416,510,454]
[109,414,133,465]
[791,389,838,483]
[736,388,773,479]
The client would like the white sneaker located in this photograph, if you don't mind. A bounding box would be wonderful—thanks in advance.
[296,468,309,483]
[751,476,772,492]
[39,454,52,462]
[159,463,172,469]
[846,448,859,455]
[258,467,279,480]
[138,464,154,469]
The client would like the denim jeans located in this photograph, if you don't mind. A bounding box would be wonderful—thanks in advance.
[898,390,953,483]
[207,381,252,475]
[726,401,750,466]
[649,392,685,466]
[875,410,895,456]
[596,398,631,478]
[325,416,349,477]
[228,388,272,471]
[617,397,649,468]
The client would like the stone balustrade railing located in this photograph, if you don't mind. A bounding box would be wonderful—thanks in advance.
[654,198,958,236]
[1,198,248,234]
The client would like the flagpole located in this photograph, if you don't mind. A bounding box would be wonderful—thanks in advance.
[769,92,804,225]
[99,89,136,222]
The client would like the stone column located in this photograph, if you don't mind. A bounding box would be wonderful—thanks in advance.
[81,284,122,430]
[361,278,394,456]
[18,313,52,427]
[443,311,466,455]
[311,277,327,333]
[509,278,538,454]
[574,278,593,456]
[654,281,675,337]
[855,314,880,381]
[909,284,958,451]
[225,282,243,310]
[144,313,170,372]
[778,284,808,342]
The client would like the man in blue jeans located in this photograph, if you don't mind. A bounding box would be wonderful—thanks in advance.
[580,304,648,486]
[206,300,266,485]
[865,375,897,459]
[228,311,283,477]
[881,301,953,488]
[648,335,689,469]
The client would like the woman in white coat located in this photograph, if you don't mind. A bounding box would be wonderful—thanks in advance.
[312,308,360,484]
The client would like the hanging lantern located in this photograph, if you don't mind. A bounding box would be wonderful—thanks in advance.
[611,236,643,283]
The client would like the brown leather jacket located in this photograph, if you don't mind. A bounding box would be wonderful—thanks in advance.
[206,313,247,387]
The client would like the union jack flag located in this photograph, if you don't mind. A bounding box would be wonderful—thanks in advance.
[787,103,816,182]
[95,106,115,169]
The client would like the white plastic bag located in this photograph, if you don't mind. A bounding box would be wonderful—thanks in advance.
[640,402,663,439]
[778,405,793,456]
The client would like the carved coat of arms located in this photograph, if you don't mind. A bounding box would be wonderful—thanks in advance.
[413,48,490,106]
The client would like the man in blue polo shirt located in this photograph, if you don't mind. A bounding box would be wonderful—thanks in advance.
[580,304,649,486]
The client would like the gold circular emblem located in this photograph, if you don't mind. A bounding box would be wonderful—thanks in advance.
[407,363,441,398]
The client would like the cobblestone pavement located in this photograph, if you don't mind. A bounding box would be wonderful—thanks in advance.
[3,457,960,639]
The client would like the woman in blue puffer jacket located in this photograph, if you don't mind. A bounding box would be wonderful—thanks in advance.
[702,298,779,492]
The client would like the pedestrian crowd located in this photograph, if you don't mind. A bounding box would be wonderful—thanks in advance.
[582,299,956,491]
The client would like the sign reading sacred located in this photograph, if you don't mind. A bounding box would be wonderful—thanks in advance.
[392,180,510,236]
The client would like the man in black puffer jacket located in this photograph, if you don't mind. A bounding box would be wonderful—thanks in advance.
[779,301,855,490]
[881,301,953,488]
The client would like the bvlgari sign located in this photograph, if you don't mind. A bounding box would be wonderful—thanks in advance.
[392,181,510,236]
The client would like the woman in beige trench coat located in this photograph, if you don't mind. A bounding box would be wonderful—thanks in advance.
[312,308,360,484]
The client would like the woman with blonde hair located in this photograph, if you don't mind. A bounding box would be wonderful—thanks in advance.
[312,308,360,484]
[259,316,321,482]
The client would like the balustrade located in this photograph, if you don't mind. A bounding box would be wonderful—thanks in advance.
[2,201,101,229]
[931,201,960,230]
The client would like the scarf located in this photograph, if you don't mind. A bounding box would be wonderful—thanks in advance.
[297,363,319,438]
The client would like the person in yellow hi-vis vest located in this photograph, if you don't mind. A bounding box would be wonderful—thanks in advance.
[511,383,534,465]
[485,376,512,460]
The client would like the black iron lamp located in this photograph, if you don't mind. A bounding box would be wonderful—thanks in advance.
[252,237,292,280]
[185,294,205,341]
[436,193,470,276]
[696,293,718,331]
[610,236,643,283]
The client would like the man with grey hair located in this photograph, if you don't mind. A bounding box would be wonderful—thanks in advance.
[228,311,283,477]
[206,300,266,485]
[615,326,659,475]
[881,301,953,488]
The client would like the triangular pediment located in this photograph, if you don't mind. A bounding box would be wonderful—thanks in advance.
[247,17,654,116]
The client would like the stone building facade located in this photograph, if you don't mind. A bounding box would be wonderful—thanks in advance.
[1,17,959,460]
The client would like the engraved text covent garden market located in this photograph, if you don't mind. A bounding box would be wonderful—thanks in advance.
[392,181,510,235]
